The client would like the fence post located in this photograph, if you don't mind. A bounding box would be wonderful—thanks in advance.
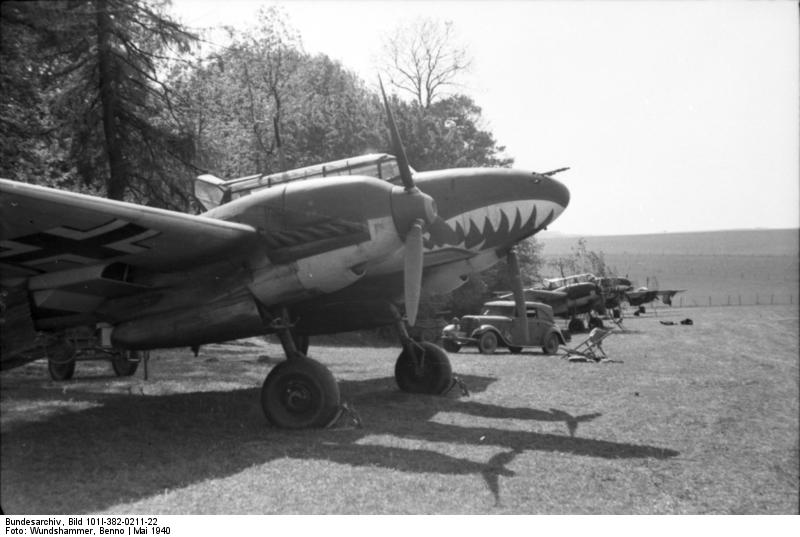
[756,294,760,305]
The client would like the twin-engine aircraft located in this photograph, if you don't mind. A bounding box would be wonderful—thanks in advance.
[0,83,570,428]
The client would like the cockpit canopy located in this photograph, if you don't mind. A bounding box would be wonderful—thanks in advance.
[194,153,411,211]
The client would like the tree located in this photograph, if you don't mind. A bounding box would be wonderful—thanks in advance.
[169,13,381,180]
[384,93,513,171]
[380,17,470,108]
[547,238,612,278]
[1,0,197,207]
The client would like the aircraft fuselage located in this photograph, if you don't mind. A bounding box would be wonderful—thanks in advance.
[110,168,569,349]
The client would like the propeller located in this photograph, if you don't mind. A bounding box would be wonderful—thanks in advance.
[379,77,415,191]
[379,77,437,326]
[507,248,530,343]
[404,220,425,325]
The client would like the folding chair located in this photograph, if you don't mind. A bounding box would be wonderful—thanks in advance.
[561,328,614,362]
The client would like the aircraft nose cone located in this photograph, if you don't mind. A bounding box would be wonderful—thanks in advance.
[535,173,570,210]
[550,176,570,210]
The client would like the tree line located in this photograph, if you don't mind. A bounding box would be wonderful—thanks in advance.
[1,1,540,318]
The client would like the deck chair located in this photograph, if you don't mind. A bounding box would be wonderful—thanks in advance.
[561,328,614,362]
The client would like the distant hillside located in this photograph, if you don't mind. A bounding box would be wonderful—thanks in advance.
[537,228,798,257]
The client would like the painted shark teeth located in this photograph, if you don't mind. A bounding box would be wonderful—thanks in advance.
[425,200,559,250]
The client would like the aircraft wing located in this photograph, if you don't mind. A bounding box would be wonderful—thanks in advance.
[625,289,683,306]
[654,290,683,305]
[0,178,260,282]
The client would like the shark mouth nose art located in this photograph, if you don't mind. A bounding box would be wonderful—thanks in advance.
[427,199,562,250]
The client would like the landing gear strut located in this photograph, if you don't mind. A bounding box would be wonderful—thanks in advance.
[257,305,340,429]
[392,308,453,394]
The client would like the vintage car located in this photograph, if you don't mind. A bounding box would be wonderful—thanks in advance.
[441,300,568,355]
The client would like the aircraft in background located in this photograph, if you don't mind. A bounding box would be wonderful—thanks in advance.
[499,273,604,332]
[626,288,683,309]
[0,81,570,429]
[501,273,683,330]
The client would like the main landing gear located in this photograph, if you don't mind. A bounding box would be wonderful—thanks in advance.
[259,309,340,429]
[257,305,455,429]
[393,311,453,395]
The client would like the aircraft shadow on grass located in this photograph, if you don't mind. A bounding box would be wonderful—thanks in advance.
[0,375,678,513]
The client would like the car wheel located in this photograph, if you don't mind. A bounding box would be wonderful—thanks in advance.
[508,346,523,354]
[542,333,560,355]
[478,332,498,354]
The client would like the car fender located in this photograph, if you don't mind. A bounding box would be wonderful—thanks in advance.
[471,325,512,347]
[546,327,567,345]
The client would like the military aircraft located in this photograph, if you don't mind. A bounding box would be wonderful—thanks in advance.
[499,274,605,332]
[626,288,683,308]
[0,82,570,429]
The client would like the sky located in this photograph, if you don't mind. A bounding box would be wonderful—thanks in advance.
[169,0,799,236]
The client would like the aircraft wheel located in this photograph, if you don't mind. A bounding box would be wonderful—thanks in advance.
[442,339,461,353]
[568,318,585,333]
[478,332,498,354]
[112,350,140,377]
[588,317,604,329]
[542,333,560,355]
[48,342,76,381]
[508,346,523,354]
[261,357,340,429]
[395,342,452,394]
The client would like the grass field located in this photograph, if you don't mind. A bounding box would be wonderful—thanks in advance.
[1,305,797,514]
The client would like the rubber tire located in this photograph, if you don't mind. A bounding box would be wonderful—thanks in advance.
[508,346,523,354]
[261,357,340,429]
[395,342,453,395]
[48,342,76,381]
[542,333,560,355]
[568,318,585,333]
[48,359,76,381]
[112,350,140,377]
[588,317,604,329]
[442,339,461,353]
[478,332,498,354]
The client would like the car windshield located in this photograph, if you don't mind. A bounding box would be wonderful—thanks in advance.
[482,305,513,316]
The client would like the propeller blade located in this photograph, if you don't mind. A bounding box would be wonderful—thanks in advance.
[378,76,415,191]
[404,220,425,326]
[507,249,530,342]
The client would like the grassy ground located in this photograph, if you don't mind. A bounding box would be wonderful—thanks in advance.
[1,305,797,514]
